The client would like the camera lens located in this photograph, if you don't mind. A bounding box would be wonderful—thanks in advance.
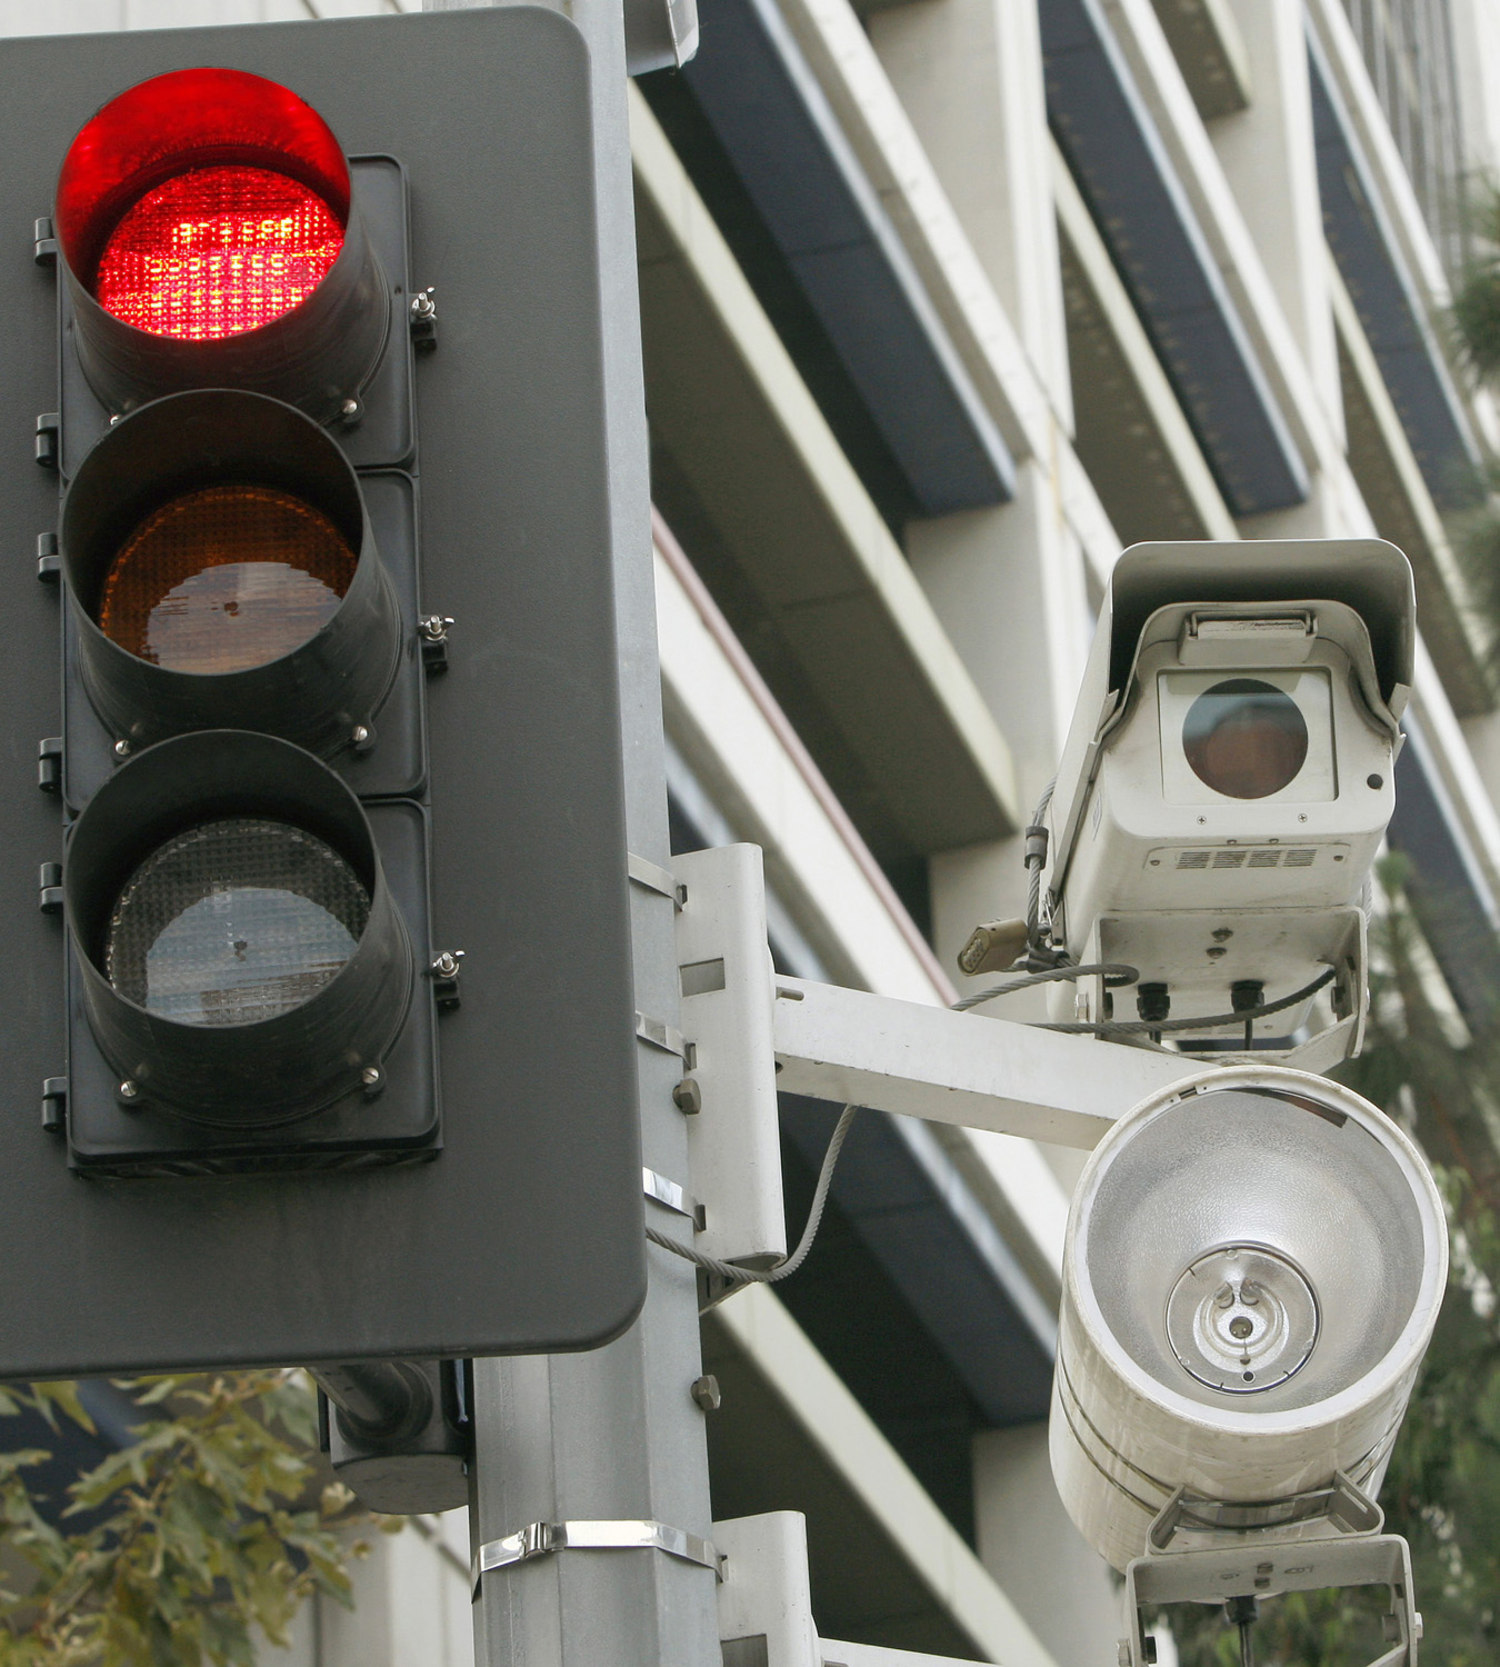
[1182,678,1308,799]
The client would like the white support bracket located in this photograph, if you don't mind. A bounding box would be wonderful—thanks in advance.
[673,846,787,1265]
[772,976,1191,1150]
[713,1510,1004,1667]
[670,845,1360,1281]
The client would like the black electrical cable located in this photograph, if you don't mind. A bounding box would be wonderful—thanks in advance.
[1037,966,1336,1037]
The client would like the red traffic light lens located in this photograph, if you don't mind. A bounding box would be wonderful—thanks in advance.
[58,67,349,306]
[95,165,343,341]
[53,67,388,420]
[98,483,356,674]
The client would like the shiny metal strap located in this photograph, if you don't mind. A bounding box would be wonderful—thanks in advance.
[627,851,685,907]
[635,1011,688,1058]
[473,1518,722,1593]
[643,1167,705,1228]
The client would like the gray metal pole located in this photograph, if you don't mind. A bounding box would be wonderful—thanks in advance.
[423,3,720,1664]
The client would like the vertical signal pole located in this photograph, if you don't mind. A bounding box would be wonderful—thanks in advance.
[424,2,721,1664]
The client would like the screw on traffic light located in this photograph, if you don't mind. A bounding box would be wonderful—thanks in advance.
[0,11,644,1383]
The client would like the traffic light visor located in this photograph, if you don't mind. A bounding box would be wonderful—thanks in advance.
[55,69,387,419]
[57,68,349,335]
[61,391,402,758]
[66,731,414,1125]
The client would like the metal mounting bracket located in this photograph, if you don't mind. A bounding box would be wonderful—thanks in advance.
[473,1517,722,1595]
[629,850,686,907]
[1122,1532,1419,1667]
[643,1165,705,1229]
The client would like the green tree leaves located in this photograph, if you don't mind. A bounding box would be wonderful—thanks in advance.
[0,1372,374,1667]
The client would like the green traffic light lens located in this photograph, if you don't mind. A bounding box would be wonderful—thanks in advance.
[104,817,369,1026]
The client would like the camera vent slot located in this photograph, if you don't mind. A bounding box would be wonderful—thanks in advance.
[1165,846,1324,872]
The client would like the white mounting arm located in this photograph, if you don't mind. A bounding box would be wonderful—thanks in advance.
[663,844,1196,1270]
[771,975,1191,1150]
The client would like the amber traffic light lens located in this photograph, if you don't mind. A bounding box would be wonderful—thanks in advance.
[104,817,370,1027]
[1182,678,1310,800]
[97,485,356,674]
[95,164,344,341]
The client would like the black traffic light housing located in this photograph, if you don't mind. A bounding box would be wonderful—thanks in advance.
[0,8,646,1378]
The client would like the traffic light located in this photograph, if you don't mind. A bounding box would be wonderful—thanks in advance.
[0,10,644,1376]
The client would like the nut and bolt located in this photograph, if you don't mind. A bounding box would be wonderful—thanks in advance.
[672,1077,702,1115]
[690,1374,721,1412]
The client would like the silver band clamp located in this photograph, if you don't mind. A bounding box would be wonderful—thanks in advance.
[643,1166,705,1229]
[636,1011,689,1060]
[627,852,686,908]
[473,1518,722,1593]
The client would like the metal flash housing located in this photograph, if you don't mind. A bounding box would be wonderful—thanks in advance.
[1042,539,1414,1046]
[1050,1064,1446,1574]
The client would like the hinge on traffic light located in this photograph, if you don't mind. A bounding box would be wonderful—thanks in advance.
[418,614,453,673]
[35,533,59,584]
[409,287,437,351]
[37,863,62,915]
[41,1078,66,1134]
[32,217,56,266]
[36,738,61,793]
[33,413,58,470]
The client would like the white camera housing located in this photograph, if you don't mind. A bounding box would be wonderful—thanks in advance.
[1043,540,1414,1040]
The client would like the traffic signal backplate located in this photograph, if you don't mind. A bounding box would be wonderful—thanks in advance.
[0,8,644,1376]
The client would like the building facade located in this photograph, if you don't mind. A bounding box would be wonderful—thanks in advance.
[3,0,1499,1663]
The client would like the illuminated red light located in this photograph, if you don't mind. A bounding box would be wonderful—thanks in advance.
[95,165,343,340]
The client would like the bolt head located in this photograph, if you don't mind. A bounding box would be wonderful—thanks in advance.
[351,724,370,745]
[113,739,131,759]
[118,1080,139,1101]
[341,397,360,418]
[361,1066,381,1088]
[690,1374,722,1412]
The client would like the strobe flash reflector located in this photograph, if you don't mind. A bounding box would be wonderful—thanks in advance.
[1050,1065,1446,1573]
[54,67,387,418]
[64,730,413,1127]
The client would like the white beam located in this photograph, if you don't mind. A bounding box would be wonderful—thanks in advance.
[820,1646,991,1667]
[772,976,1192,1149]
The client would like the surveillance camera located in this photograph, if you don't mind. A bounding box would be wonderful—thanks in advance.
[1050,1064,1446,1575]
[1040,539,1414,1046]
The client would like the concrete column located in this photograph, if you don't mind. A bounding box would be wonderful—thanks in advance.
[866,0,1071,422]
[911,460,1092,1045]
[973,1424,1120,1667]
[1211,0,1342,440]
